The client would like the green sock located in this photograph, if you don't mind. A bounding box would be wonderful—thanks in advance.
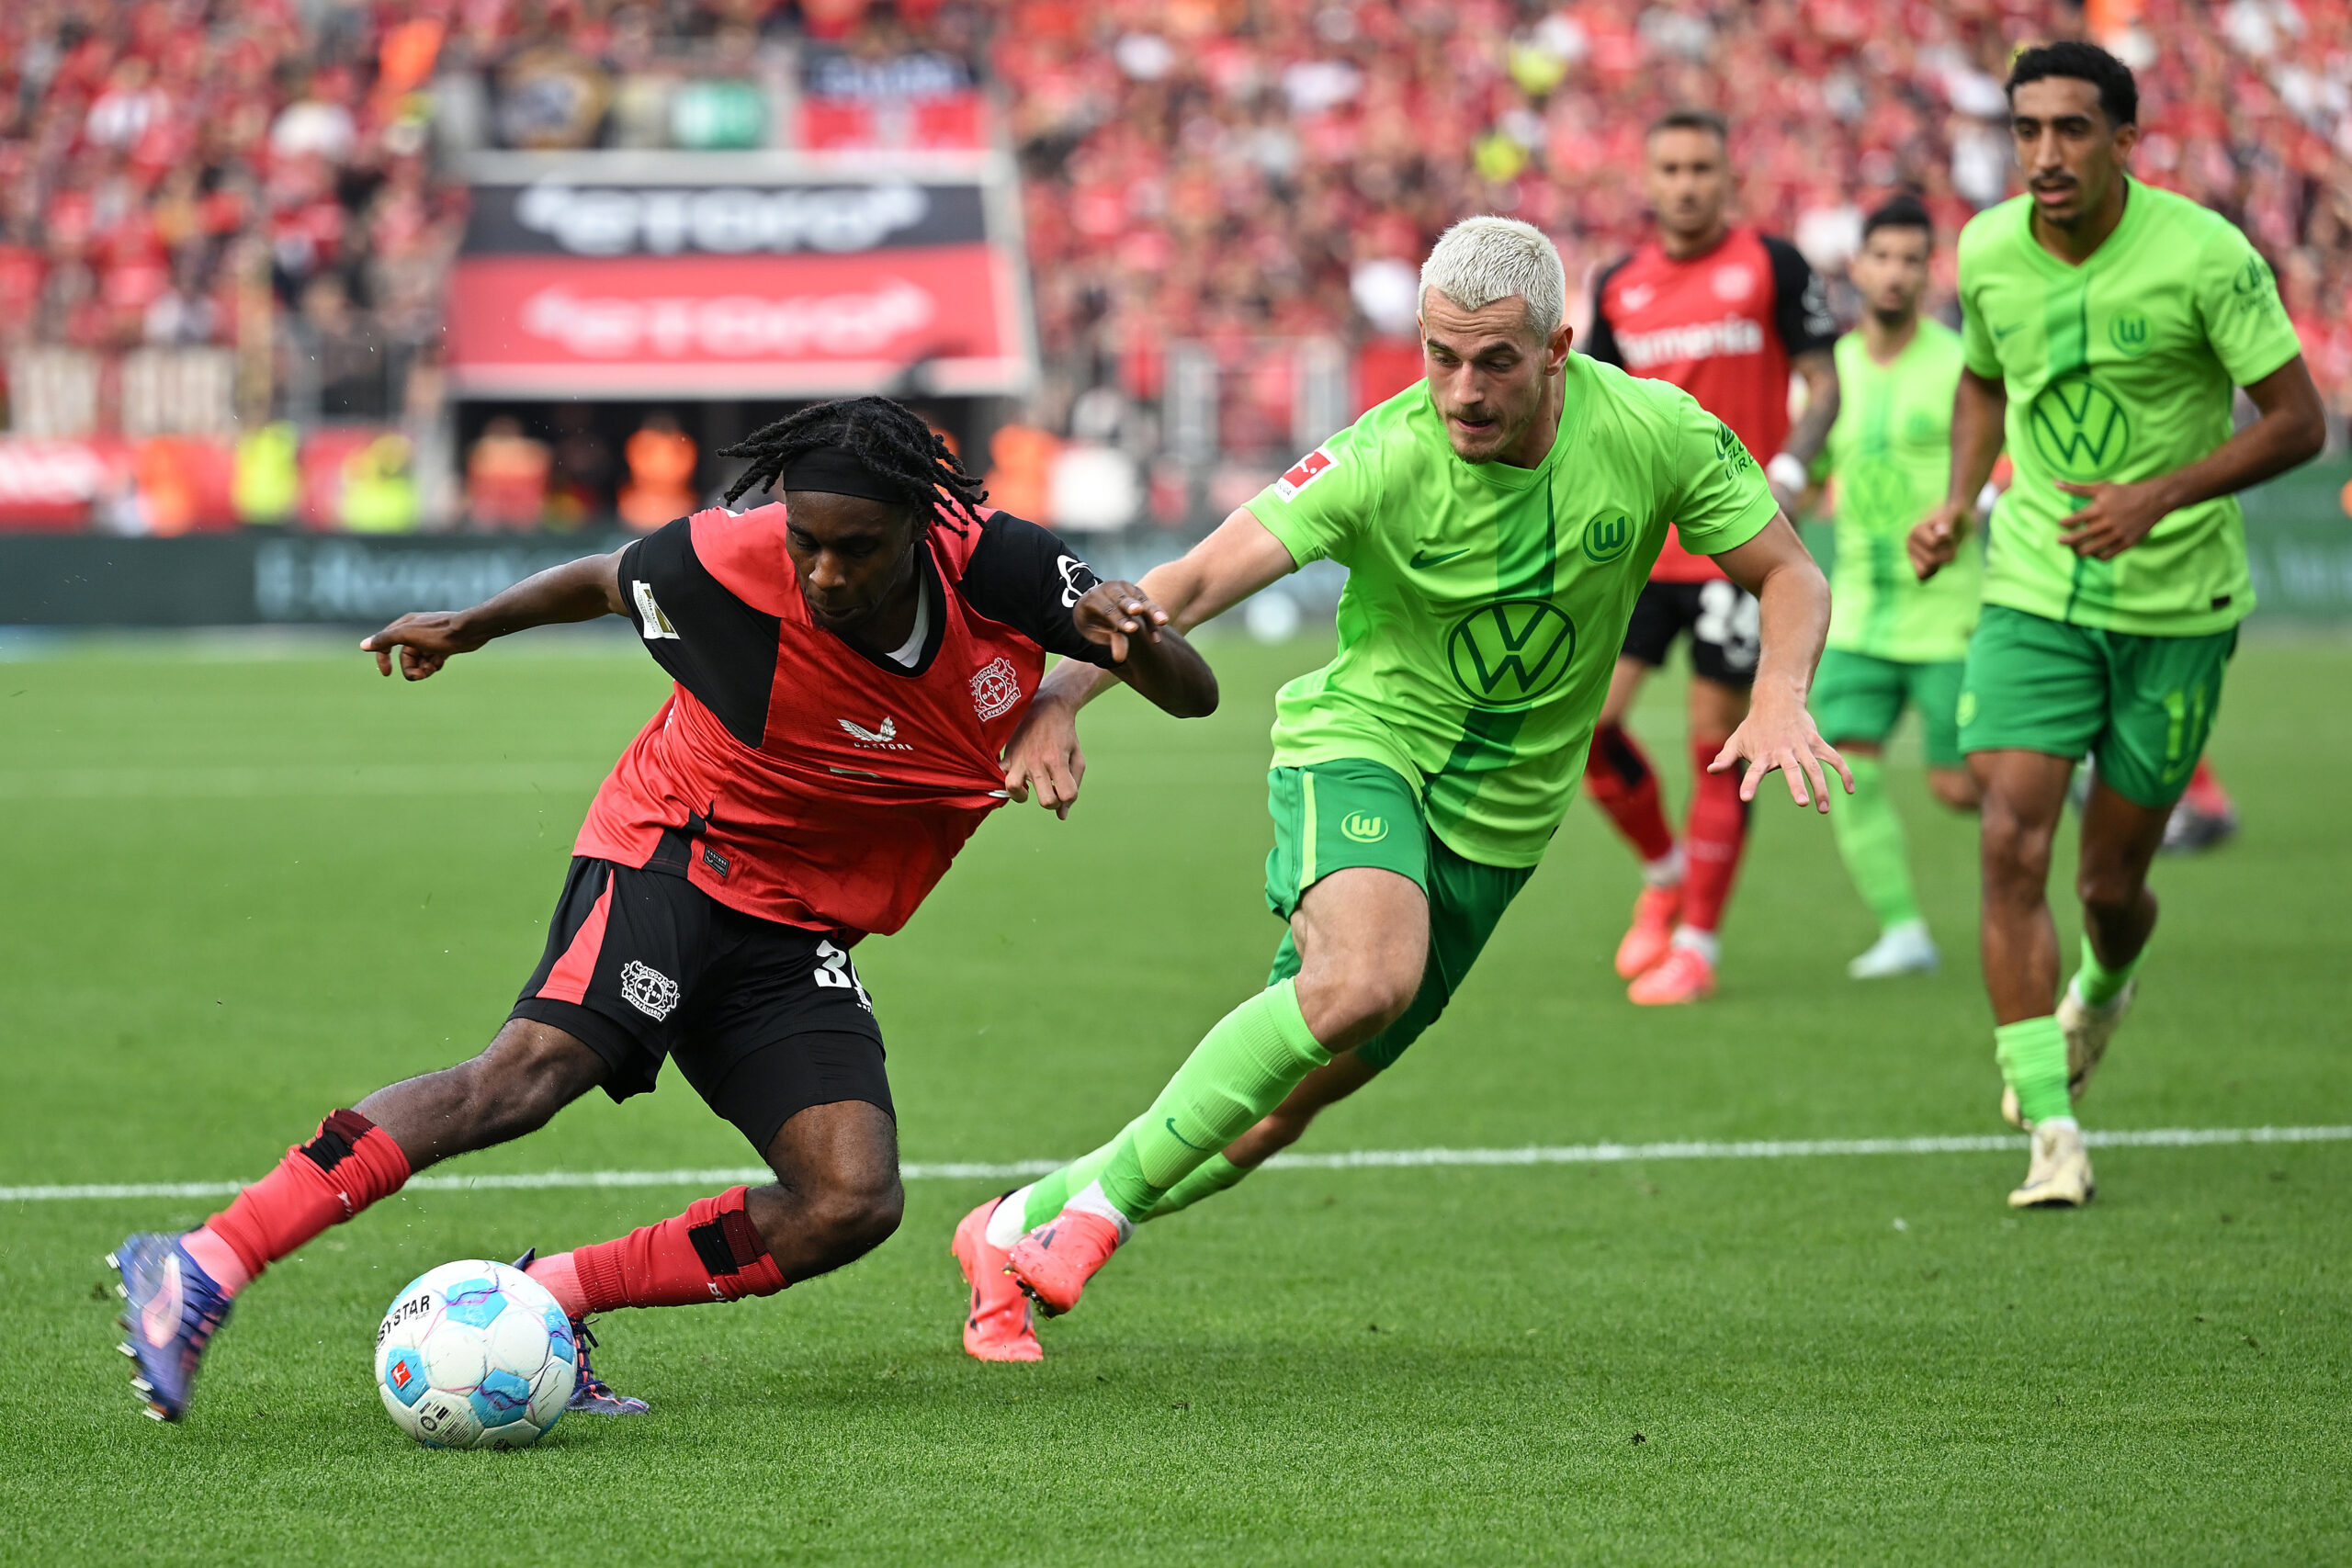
[1018,1117,1140,1232]
[1828,753,1919,931]
[1147,1153,1249,1219]
[1066,980,1328,1224]
[1995,1015,2072,1126]
[2075,934,2143,1009]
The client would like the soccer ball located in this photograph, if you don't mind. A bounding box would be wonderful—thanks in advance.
[375,1259,577,1450]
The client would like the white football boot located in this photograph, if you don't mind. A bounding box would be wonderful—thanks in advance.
[2001,976,2136,1129]
[1848,919,1939,979]
[2008,1119,2095,1208]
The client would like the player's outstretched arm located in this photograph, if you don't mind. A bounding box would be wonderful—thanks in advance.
[1708,513,1852,813]
[2053,355,2326,561]
[1910,367,2007,581]
[1003,508,1293,816]
[361,547,628,681]
[1069,581,1218,717]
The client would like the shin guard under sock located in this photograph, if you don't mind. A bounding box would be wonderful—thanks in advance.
[1829,754,1920,931]
[1680,739,1752,935]
[2075,933,2143,1010]
[559,1186,787,1312]
[1087,980,1328,1224]
[1585,724,1678,863]
[1148,1153,1248,1219]
[195,1110,412,1292]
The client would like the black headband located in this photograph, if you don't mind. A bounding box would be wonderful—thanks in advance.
[775,446,907,505]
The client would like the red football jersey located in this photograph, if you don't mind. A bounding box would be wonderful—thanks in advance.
[1586,226,1834,581]
[573,500,1110,941]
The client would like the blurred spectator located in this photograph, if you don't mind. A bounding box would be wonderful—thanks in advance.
[547,403,616,528]
[292,273,387,422]
[467,414,550,527]
[617,413,697,532]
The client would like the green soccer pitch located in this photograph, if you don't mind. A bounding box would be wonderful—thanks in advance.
[2,630,2345,1564]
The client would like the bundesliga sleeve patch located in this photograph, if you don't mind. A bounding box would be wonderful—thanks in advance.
[1273,446,1337,502]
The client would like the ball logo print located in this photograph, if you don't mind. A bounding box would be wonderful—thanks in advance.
[2108,310,2152,357]
[1340,812,1388,843]
[1581,512,1635,564]
[374,1260,576,1450]
[2029,373,2132,479]
[969,656,1023,720]
[1446,600,1576,709]
[619,960,680,1021]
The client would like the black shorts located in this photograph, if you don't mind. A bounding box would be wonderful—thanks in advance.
[510,858,892,1155]
[1619,579,1760,687]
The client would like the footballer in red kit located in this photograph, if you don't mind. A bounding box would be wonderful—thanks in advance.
[108,398,1218,1424]
[1578,108,1841,1004]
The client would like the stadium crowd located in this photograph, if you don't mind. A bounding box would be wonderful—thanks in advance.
[0,0,2346,526]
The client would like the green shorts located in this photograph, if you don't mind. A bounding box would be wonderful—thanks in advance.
[1263,759,1532,1072]
[1813,648,1967,769]
[1959,604,2236,809]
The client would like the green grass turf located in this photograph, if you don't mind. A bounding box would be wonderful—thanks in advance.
[1,629,2346,1564]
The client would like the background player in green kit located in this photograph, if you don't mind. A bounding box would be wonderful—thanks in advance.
[1909,43,2324,1208]
[947,216,1849,1360]
[1809,195,1984,980]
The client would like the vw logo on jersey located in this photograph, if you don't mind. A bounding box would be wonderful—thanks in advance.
[2029,372,2132,479]
[1580,512,1635,564]
[1446,600,1577,709]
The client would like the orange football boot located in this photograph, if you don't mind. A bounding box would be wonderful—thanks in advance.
[1005,1209,1124,1317]
[1614,884,1682,978]
[1627,943,1715,1005]
[953,1196,1041,1361]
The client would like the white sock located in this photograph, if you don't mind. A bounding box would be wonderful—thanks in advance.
[1669,925,1719,965]
[2039,1115,2080,1134]
[1641,844,1687,888]
[1882,918,1931,943]
[985,1184,1035,1249]
[1064,1179,1135,1243]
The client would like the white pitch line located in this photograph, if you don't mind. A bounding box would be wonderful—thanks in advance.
[5,1125,2346,1204]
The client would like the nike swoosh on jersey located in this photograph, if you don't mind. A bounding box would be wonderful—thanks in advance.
[1408,547,1472,569]
[1991,321,2022,338]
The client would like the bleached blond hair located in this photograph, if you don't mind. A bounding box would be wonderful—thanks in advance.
[1419,216,1567,340]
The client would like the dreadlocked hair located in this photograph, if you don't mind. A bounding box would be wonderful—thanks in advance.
[717,395,987,521]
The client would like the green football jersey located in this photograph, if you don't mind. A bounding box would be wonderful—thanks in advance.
[1958,180,2303,636]
[1818,319,1980,662]
[1246,355,1776,868]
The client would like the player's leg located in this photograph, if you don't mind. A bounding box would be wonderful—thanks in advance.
[1149,842,1533,1216]
[1815,649,1934,977]
[1589,584,1682,978]
[2054,626,2236,1118]
[1631,580,1756,1004]
[992,762,1429,1319]
[526,920,902,1388]
[1917,659,1980,813]
[1960,607,2108,1206]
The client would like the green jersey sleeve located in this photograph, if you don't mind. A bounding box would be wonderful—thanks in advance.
[1244,419,1385,569]
[1667,400,1780,557]
[2194,223,2304,389]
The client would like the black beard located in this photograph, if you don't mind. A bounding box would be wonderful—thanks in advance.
[1869,304,1915,330]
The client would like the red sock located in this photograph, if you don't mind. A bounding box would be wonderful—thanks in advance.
[1679,739,1751,936]
[1585,723,1678,863]
[552,1187,788,1314]
[2184,756,2232,814]
[193,1110,412,1292]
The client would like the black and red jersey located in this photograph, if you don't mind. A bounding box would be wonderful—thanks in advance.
[1584,226,1835,581]
[573,500,1112,941]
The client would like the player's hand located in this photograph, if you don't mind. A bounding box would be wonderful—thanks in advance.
[1710,690,1853,813]
[362,612,488,681]
[2054,479,2168,560]
[1001,692,1086,818]
[1071,581,1169,665]
[1906,499,1969,581]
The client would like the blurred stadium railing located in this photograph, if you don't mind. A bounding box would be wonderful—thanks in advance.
[0,0,2346,625]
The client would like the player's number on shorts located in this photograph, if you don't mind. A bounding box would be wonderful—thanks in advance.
[1696,581,1761,671]
[812,940,872,1010]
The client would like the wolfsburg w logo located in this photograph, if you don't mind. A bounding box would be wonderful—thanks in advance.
[1446,600,1576,709]
[2030,372,2131,479]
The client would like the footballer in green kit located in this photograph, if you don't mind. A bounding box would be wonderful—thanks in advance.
[1910,43,2324,1208]
[946,216,1851,1361]
[1809,194,1984,980]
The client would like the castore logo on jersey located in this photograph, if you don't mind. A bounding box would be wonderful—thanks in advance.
[838,716,914,750]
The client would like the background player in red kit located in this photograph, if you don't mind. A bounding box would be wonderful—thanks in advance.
[108,397,1216,1424]
[1580,108,1842,1003]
